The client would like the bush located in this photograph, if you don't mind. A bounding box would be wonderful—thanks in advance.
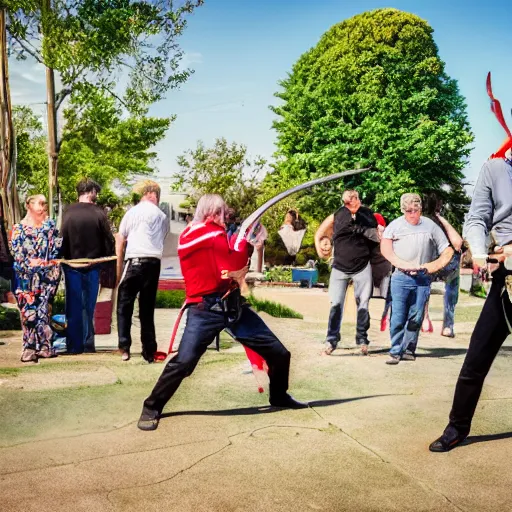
[0,306,21,330]
[264,266,292,283]
[247,295,303,319]
[155,289,186,308]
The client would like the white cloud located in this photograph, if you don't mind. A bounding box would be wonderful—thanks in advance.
[181,51,203,68]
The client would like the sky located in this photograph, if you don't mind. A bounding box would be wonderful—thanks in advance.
[9,0,512,190]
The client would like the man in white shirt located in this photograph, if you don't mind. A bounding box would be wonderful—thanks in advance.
[116,181,169,362]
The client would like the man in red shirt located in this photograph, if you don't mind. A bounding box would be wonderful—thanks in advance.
[138,194,306,431]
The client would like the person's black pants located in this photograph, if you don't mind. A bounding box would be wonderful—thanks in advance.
[448,267,512,435]
[117,258,160,359]
[142,303,291,417]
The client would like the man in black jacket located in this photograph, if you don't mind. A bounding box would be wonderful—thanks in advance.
[315,190,382,355]
[61,179,115,354]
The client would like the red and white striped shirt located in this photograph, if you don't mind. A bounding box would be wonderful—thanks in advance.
[178,221,249,302]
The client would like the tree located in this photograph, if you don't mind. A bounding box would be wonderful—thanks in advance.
[12,105,47,197]
[13,92,169,205]
[6,0,202,213]
[268,8,474,228]
[172,138,266,217]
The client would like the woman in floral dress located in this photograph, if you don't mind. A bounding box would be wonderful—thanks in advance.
[10,195,62,362]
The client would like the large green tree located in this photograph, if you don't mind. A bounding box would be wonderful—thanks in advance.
[268,8,473,227]
[172,138,266,217]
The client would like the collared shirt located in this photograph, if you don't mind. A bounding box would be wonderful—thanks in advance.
[383,216,449,266]
[119,200,169,260]
[463,158,512,259]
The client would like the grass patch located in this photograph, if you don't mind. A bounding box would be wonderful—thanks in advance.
[455,305,484,323]
[247,295,303,319]
[0,367,21,376]
[155,289,186,308]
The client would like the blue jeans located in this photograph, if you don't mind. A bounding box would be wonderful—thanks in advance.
[64,266,100,354]
[389,271,431,357]
[437,253,461,332]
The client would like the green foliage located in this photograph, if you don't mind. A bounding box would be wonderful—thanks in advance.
[247,295,303,319]
[7,0,203,116]
[12,106,48,198]
[0,306,21,330]
[155,290,186,309]
[267,8,474,226]
[52,294,65,315]
[172,138,266,217]
[264,266,292,283]
[14,93,170,205]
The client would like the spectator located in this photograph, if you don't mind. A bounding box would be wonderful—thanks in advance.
[420,193,464,337]
[278,209,307,265]
[380,193,454,365]
[116,180,169,362]
[315,190,381,355]
[61,179,115,354]
[10,195,61,362]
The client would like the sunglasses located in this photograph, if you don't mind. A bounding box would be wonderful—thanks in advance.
[404,209,421,214]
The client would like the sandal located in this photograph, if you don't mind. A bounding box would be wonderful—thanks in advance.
[441,328,455,338]
[21,348,38,363]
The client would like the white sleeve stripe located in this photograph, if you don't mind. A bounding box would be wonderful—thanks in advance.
[178,230,224,250]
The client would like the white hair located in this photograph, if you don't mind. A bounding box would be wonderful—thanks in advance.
[342,190,359,203]
[193,194,226,223]
[400,193,422,213]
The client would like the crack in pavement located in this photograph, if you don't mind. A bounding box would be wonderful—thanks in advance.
[0,419,137,451]
[0,437,221,477]
[104,423,329,510]
[309,405,467,512]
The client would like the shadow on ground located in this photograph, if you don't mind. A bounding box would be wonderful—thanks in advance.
[161,394,399,418]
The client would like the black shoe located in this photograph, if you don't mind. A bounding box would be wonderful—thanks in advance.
[142,352,155,364]
[137,412,160,431]
[429,426,468,452]
[270,394,309,409]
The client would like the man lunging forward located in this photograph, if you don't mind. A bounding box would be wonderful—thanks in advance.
[138,194,306,431]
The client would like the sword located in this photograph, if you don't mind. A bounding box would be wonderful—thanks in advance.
[234,167,371,250]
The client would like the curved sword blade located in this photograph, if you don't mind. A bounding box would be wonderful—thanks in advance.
[234,167,371,250]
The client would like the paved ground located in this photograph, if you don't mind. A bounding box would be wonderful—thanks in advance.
[1,289,512,511]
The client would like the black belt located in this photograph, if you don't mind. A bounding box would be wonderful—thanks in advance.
[127,257,160,264]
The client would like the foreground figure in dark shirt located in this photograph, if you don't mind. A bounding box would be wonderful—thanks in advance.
[315,190,382,355]
[61,179,115,354]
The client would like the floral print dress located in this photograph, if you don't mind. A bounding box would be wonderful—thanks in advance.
[10,220,62,353]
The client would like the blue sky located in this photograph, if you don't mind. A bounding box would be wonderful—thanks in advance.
[10,0,512,189]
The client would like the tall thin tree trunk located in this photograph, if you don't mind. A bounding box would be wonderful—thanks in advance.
[0,8,19,229]
[46,67,58,219]
[43,0,59,220]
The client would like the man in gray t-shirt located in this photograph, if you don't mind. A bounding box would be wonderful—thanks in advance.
[380,193,453,364]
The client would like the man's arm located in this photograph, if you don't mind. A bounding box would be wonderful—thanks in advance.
[380,238,420,271]
[436,215,463,251]
[421,246,455,274]
[115,233,127,286]
[315,214,334,260]
[463,163,493,265]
